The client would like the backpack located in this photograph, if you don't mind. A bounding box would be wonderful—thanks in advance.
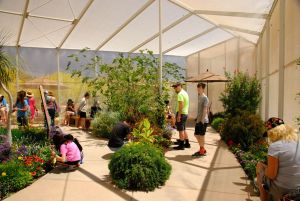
[73,138,83,152]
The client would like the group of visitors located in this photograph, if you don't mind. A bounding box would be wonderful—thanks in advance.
[62,92,101,129]
[107,82,210,156]
[105,81,300,201]
[171,82,209,157]
[8,90,38,127]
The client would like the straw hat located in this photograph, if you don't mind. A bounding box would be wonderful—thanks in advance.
[26,91,34,97]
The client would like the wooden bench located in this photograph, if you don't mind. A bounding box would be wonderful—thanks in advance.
[70,115,92,130]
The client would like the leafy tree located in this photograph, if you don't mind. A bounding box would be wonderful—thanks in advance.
[67,49,184,127]
[220,72,261,115]
[0,32,16,145]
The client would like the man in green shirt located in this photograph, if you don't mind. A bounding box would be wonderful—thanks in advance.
[172,83,190,150]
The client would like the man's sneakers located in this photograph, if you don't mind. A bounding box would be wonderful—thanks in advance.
[173,140,191,150]
[184,143,191,148]
[192,148,207,157]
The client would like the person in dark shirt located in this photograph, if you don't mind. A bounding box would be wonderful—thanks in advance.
[108,118,135,151]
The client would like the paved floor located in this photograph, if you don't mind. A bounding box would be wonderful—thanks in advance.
[5,126,259,201]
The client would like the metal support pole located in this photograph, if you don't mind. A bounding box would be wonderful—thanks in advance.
[265,19,270,120]
[16,47,20,91]
[198,52,201,74]
[237,37,240,71]
[56,49,61,121]
[158,0,162,95]
[224,42,227,72]
[258,41,263,116]
[278,0,285,118]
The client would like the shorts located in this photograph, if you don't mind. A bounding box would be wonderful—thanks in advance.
[79,111,86,118]
[65,160,80,165]
[17,116,28,127]
[66,111,75,116]
[195,122,208,135]
[175,113,188,132]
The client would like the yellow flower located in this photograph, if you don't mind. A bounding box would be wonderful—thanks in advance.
[18,156,23,160]
[1,172,6,176]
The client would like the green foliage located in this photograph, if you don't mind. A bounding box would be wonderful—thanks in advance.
[108,142,171,192]
[67,49,184,127]
[132,119,154,144]
[0,127,53,199]
[132,119,172,150]
[18,128,47,143]
[1,127,47,143]
[0,160,33,198]
[211,117,225,132]
[220,72,261,115]
[0,32,16,85]
[221,111,265,151]
[91,111,120,139]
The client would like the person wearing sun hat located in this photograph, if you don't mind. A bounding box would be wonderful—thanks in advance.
[26,91,38,125]
[46,91,59,126]
[256,117,300,201]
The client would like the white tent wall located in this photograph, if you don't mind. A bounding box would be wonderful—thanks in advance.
[186,37,256,119]
[257,0,300,128]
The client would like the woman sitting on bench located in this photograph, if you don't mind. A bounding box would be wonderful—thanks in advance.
[256,117,300,201]
[55,134,81,166]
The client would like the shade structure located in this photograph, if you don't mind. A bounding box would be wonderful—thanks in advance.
[185,70,229,83]
[0,0,275,56]
[185,70,229,97]
[185,71,215,82]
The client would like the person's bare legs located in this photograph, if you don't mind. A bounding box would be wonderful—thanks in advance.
[65,113,71,126]
[256,164,268,201]
[0,108,6,123]
[184,130,189,140]
[78,118,85,129]
[179,130,185,140]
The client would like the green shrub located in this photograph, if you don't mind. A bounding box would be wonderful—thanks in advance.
[221,111,265,150]
[211,117,225,132]
[132,119,172,150]
[108,143,171,192]
[91,111,120,139]
[0,160,32,198]
[21,128,48,143]
[1,127,47,142]
[220,72,261,115]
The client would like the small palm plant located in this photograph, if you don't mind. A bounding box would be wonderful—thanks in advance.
[0,31,16,145]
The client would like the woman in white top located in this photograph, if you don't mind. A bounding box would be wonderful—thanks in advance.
[77,92,90,129]
[256,117,300,201]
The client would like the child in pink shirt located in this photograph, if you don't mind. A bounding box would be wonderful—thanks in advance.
[56,134,81,165]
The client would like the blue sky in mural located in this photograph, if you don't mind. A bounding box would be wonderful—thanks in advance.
[4,46,186,77]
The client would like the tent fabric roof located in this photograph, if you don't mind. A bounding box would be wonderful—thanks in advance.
[0,0,275,56]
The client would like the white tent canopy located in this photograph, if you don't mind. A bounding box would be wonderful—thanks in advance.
[0,0,274,56]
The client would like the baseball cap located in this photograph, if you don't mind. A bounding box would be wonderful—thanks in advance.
[171,82,182,88]
[263,117,284,137]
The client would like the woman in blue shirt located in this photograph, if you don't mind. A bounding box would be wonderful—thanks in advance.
[13,90,29,127]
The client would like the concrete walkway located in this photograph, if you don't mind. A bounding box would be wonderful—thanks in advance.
[5,126,259,201]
